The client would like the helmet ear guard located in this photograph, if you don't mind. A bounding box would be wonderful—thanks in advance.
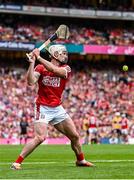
[53,51,59,59]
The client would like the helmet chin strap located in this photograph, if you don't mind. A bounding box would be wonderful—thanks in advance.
[56,58,66,64]
[55,53,66,64]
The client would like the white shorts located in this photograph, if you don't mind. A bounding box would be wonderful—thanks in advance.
[34,104,70,125]
[121,129,128,135]
[88,128,98,134]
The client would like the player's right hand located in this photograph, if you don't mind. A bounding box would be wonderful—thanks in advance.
[32,48,40,58]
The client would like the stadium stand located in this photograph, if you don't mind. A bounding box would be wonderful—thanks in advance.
[0,24,134,45]
[0,0,134,11]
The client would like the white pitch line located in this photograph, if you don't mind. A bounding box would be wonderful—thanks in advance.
[1,160,134,165]
[0,162,57,165]
[93,160,134,162]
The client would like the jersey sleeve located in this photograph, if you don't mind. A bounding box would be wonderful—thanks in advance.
[34,64,44,75]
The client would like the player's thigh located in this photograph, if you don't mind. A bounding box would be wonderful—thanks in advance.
[54,118,79,139]
[34,122,48,137]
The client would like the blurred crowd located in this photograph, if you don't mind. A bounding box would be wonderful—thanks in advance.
[1,0,134,11]
[65,68,134,144]
[0,24,134,46]
[0,66,134,144]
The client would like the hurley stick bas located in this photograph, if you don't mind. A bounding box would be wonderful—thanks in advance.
[26,24,70,58]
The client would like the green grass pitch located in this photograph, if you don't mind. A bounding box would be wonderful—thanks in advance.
[0,144,134,179]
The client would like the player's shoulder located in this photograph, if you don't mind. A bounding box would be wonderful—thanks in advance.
[60,64,71,73]
[35,64,44,69]
[35,64,46,72]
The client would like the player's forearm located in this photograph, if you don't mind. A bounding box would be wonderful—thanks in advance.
[27,62,36,85]
[37,56,56,73]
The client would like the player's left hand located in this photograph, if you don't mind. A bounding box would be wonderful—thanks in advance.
[26,52,36,63]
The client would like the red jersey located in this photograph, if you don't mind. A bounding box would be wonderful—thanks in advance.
[89,116,97,128]
[34,64,71,107]
[121,118,128,129]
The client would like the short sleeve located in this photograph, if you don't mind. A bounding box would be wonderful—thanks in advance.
[34,64,44,75]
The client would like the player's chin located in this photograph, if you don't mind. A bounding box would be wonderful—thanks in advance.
[62,59,68,64]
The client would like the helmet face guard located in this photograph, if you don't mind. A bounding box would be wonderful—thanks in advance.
[48,45,68,64]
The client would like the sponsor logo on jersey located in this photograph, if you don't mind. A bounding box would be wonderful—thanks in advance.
[42,76,61,87]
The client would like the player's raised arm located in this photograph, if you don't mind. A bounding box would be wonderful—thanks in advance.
[26,53,40,86]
